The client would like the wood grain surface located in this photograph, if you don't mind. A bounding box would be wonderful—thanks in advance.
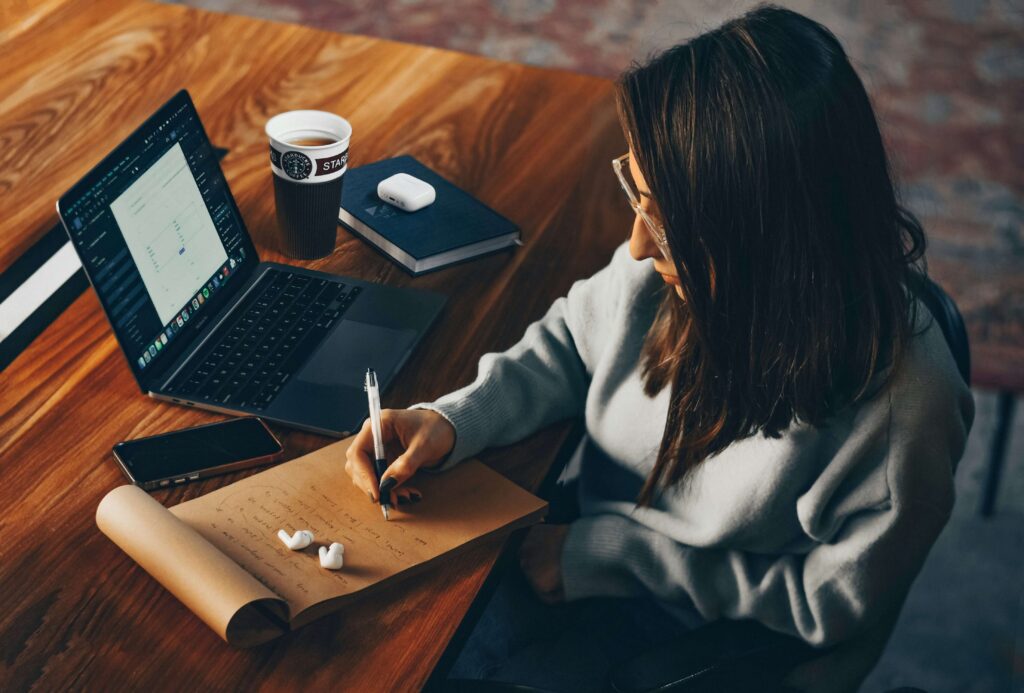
[0,1,630,690]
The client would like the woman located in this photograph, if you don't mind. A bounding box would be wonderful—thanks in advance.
[345,5,974,691]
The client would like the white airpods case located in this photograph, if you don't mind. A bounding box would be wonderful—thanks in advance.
[377,173,436,212]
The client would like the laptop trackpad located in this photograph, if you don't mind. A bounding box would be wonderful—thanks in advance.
[297,321,418,388]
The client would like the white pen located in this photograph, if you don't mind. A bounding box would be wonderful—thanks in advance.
[364,368,391,520]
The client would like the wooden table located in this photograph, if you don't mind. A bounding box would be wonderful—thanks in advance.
[0,1,629,689]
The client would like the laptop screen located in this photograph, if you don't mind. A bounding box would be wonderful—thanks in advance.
[58,90,258,390]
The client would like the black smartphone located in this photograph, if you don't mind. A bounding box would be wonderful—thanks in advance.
[112,417,284,490]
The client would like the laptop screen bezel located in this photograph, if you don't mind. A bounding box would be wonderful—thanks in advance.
[56,89,260,393]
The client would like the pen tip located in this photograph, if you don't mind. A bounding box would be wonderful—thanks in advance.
[383,505,390,521]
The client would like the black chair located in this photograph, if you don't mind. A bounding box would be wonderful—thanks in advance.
[442,276,970,693]
[908,273,971,387]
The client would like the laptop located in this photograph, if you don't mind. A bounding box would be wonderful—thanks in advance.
[56,90,446,436]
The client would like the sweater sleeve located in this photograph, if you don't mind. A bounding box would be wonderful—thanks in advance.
[561,346,974,647]
[561,498,946,647]
[411,244,636,470]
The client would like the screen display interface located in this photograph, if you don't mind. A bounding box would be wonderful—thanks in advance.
[60,92,254,384]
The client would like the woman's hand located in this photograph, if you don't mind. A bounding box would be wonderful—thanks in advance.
[519,523,570,605]
[344,408,456,506]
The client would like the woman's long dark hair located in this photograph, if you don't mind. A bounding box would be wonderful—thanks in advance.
[619,5,926,505]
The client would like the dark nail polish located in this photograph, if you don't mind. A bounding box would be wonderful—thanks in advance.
[411,495,422,503]
[379,477,397,495]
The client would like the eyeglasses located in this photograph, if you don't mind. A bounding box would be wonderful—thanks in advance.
[612,153,670,257]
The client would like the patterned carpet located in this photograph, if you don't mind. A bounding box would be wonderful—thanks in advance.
[171,0,1024,391]
[168,1,1024,690]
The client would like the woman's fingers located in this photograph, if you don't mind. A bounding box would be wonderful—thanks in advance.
[345,419,383,501]
[381,446,425,489]
[380,439,437,505]
[393,486,423,506]
[345,421,426,506]
[345,453,379,501]
[343,408,454,508]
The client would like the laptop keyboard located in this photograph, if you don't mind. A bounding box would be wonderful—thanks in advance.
[168,269,362,410]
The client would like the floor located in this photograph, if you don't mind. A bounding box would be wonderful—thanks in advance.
[879,390,1024,693]
[167,1,1024,690]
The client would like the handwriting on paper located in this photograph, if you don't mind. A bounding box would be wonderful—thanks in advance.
[166,440,547,629]
[185,479,438,611]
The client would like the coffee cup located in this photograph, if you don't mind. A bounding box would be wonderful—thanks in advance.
[265,110,352,259]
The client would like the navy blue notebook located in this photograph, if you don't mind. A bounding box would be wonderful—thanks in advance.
[338,156,520,275]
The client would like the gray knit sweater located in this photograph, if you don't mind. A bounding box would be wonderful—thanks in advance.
[414,243,974,648]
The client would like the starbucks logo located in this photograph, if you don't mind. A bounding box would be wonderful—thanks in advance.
[282,151,313,180]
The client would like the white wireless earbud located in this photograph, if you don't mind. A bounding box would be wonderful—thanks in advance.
[319,542,345,570]
[277,529,314,550]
